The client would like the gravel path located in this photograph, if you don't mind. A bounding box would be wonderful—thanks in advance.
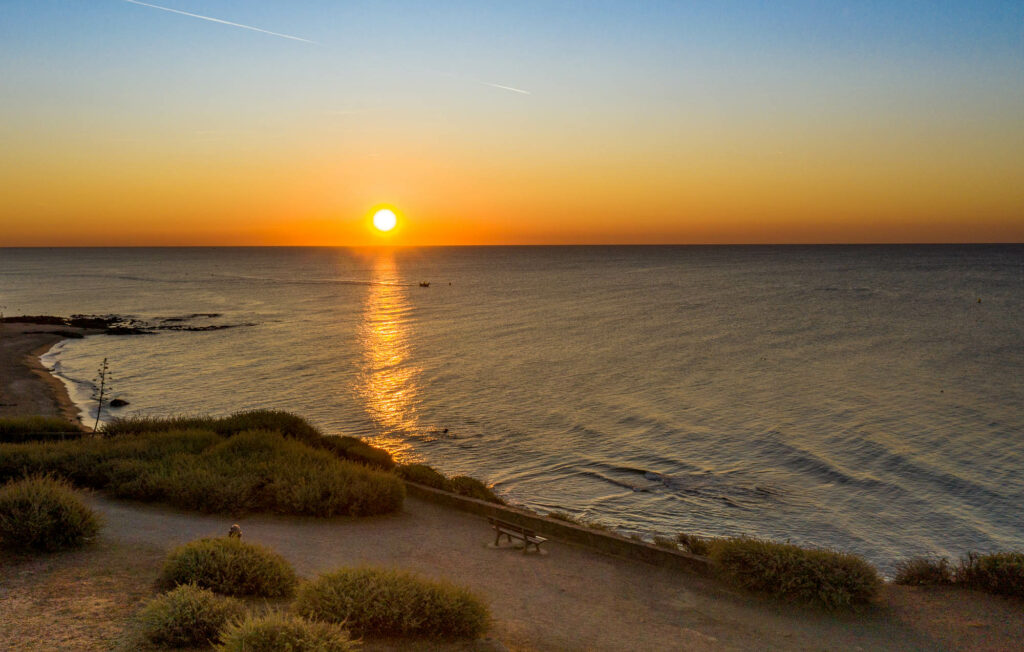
[88,494,944,651]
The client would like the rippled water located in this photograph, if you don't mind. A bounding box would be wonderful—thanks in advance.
[2,245,1021,571]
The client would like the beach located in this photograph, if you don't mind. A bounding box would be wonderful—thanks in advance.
[0,323,92,424]
[2,325,1023,650]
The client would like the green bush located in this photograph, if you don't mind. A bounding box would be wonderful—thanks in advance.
[0,429,405,517]
[217,612,356,652]
[396,463,450,490]
[448,476,503,504]
[137,584,244,648]
[0,417,84,443]
[102,410,322,444]
[158,537,298,598]
[956,552,1024,598]
[318,435,395,470]
[708,537,882,610]
[0,475,101,552]
[295,567,489,638]
[676,533,711,556]
[893,556,954,586]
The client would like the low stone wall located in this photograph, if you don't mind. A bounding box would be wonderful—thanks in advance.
[404,481,713,575]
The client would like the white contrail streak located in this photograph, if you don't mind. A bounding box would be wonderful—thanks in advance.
[479,81,532,95]
[121,0,317,44]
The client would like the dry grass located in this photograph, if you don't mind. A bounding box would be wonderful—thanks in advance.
[0,540,163,651]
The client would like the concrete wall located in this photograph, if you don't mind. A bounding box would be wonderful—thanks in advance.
[404,481,713,576]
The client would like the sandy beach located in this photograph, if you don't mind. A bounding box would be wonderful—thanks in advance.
[0,323,93,424]
[1,326,1022,650]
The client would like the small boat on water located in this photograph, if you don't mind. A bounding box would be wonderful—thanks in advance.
[419,281,430,287]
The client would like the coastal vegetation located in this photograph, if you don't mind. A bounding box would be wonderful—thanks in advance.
[295,567,490,638]
[137,584,245,648]
[896,552,1024,598]
[957,551,1024,598]
[707,537,882,610]
[318,434,396,470]
[0,416,84,442]
[102,410,323,445]
[0,474,100,552]
[217,612,357,652]
[398,463,504,504]
[0,427,405,517]
[893,556,955,586]
[157,537,298,598]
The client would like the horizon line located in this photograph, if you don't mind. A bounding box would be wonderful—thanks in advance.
[1,242,1021,249]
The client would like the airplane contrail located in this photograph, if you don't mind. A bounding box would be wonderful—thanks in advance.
[479,81,532,95]
[121,0,317,44]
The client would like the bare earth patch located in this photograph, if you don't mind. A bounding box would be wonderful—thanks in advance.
[0,539,162,651]
[885,584,1024,652]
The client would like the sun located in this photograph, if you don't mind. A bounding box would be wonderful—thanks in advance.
[372,208,398,232]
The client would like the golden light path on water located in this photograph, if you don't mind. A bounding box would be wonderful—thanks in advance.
[356,252,421,459]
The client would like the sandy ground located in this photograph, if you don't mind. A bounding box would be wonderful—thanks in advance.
[79,494,1024,652]
[0,323,89,423]
[2,326,1022,650]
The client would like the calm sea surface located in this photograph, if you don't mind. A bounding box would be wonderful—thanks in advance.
[2,246,1021,571]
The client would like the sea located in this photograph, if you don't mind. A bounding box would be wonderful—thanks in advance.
[1,245,1021,573]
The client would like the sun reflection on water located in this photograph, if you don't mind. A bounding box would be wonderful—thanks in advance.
[357,252,420,459]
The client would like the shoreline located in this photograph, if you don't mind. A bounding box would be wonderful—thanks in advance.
[0,323,94,427]
[30,339,85,426]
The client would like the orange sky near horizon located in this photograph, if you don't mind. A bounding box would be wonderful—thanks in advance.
[3,98,1022,247]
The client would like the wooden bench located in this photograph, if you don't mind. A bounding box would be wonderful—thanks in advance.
[488,517,547,553]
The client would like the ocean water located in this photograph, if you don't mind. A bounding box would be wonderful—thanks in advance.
[1,245,1021,572]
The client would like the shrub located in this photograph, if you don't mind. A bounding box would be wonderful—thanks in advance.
[956,551,1024,598]
[295,567,489,638]
[318,435,395,470]
[893,556,954,586]
[676,533,711,556]
[0,417,84,443]
[102,410,322,444]
[448,476,504,504]
[0,475,101,552]
[217,612,357,652]
[158,537,297,598]
[0,429,405,517]
[708,537,882,610]
[396,463,450,490]
[137,584,244,648]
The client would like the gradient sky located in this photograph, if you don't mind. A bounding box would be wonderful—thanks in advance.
[1,1,1022,245]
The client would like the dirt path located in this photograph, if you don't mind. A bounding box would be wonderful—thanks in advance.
[87,494,965,652]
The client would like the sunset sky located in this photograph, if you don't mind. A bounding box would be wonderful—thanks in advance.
[1,1,1022,246]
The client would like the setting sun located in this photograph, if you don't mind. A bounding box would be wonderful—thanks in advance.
[372,209,398,233]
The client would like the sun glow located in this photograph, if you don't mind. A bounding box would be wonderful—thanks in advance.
[372,208,398,232]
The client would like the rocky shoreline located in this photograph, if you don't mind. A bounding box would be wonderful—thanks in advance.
[1,313,252,335]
